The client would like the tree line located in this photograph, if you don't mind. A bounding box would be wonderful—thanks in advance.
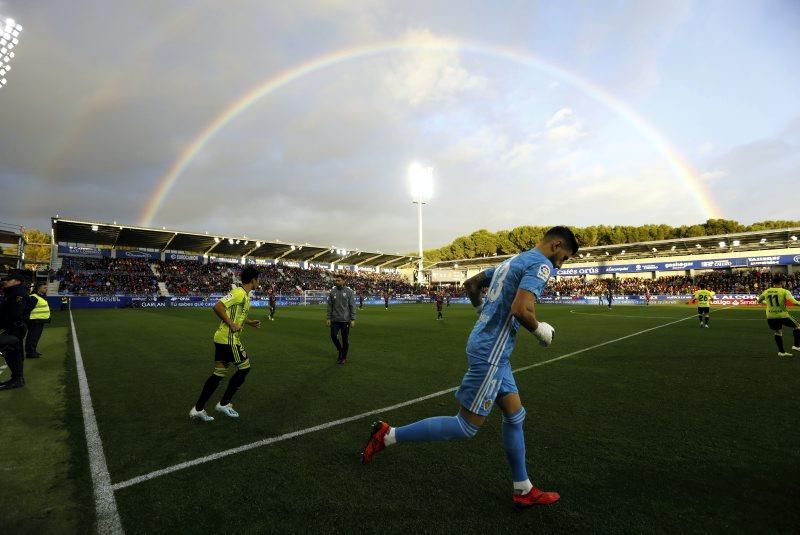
[423,219,800,262]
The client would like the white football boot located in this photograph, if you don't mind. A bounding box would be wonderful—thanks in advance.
[189,407,214,422]
[215,402,239,418]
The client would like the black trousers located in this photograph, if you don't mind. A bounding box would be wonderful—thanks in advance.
[330,322,351,359]
[1,331,24,381]
[25,321,45,357]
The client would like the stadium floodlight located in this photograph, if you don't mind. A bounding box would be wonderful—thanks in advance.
[228,238,234,245]
[586,253,591,257]
[696,244,702,249]
[91,224,99,231]
[409,162,434,286]
[605,251,609,256]
[652,247,657,252]
[0,17,21,89]
[791,236,798,241]
[671,245,676,251]
[719,241,726,248]
[760,238,767,244]
[620,250,626,255]
[732,240,740,246]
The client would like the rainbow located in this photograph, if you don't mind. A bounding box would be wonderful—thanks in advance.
[140,37,722,226]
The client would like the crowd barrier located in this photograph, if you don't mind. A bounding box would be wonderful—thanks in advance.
[49,293,789,310]
[50,295,474,309]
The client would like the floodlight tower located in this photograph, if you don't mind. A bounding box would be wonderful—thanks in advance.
[409,162,433,286]
[0,17,23,89]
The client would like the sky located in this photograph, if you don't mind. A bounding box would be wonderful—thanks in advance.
[0,0,798,253]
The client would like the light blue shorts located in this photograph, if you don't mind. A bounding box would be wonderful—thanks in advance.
[455,358,518,416]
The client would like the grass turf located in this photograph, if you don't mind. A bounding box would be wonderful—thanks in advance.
[10,303,800,532]
[0,311,93,533]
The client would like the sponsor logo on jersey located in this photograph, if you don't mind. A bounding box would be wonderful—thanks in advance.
[537,264,551,281]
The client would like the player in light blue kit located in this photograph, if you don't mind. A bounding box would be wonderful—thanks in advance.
[361,226,578,508]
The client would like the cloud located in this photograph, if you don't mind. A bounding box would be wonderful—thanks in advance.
[546,107,573,129]
[700,169,727,181]
[697,142,714,156]
[383,29,488,105]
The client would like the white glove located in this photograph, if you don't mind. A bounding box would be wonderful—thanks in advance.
[533,322,555,347]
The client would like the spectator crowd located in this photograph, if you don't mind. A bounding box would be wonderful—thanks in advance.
[56,257,159,295]
[543,270,800,297]
[55,257,797,299]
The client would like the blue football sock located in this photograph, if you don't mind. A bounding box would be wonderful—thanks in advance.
[502,408,528,482]
[395,413,478,443]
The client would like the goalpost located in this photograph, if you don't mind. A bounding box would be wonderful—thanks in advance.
[302,290,329,306]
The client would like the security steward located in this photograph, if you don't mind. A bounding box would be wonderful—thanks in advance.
[1,269,32,390]
[26,282,51,359]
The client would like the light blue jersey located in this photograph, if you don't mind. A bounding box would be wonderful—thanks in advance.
[466,249,553,365]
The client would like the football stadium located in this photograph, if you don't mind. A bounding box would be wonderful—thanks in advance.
[2,3,799,534]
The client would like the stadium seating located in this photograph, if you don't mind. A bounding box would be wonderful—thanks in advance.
[542,270,800,297]
[56,255,796,299]
[56,257,159,296]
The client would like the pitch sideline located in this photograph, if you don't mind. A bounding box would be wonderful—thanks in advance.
[70,310,124,534]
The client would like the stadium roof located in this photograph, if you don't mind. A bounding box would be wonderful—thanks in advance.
[52,218,418,268]
[430,227,800,270]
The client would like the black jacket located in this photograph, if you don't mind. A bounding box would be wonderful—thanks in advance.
[1,284,31,335]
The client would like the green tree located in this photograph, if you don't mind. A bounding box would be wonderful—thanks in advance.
[423,219,800,261]
[23,228,51,266]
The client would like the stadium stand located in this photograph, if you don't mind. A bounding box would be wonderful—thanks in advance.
[49,218,799,305]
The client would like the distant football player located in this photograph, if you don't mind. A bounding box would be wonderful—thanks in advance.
[358,291,364,310]
[605,288,613,309]
[434,291,444,320]
[757,275,800,357]
[361,226,579,509]
[268,288,277,321]
[189,267,261,422]
[383,288,391,310]
[691,283,715,328]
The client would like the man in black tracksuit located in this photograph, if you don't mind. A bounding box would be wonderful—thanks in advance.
[1,269,32,390]
[326,275,356,364]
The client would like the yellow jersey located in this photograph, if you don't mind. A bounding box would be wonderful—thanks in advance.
[693,289,715,307]
[758,287,798,319]
[213,287,250,345]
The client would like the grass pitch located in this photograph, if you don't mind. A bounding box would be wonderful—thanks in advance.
[4,303,800,533]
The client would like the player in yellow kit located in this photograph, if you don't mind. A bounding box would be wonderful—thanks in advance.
[757,275,800,357]
[190,266,262,421]
[691,284,716,328]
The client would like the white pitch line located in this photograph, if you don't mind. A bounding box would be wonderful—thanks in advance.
[569,309,677,319]
[70,310,124,534]
[112,308,728,492]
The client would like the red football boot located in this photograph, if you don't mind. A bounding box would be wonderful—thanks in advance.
[360,420,390,465]
[513,486,560,508]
